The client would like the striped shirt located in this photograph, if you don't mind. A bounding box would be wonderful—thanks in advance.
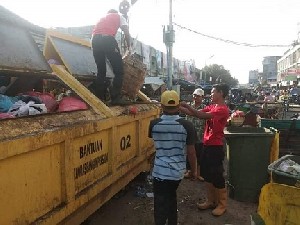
[148,114,196,180]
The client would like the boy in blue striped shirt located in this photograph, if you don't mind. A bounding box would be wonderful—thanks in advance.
[149,90,197,225]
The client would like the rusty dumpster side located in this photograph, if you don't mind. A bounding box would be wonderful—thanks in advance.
[0,106,159,225]
[0,22,161,225]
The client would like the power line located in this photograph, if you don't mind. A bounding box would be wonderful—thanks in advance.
[173,22,291,48]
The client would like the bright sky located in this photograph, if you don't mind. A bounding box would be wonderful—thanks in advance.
[1,0,300,84]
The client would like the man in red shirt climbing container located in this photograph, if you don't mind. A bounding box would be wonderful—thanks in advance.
[91,9,131,105]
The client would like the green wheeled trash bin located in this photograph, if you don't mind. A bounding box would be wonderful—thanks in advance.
[224,127,275,202]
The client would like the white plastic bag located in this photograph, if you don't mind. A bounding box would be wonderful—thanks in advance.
[8,100,47,117]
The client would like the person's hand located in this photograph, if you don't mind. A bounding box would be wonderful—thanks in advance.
[122,49,130,59]
[179,106,189,115]
[127,46,132,55]
[180,101,188,107]
[123,46,132,57]
[179,101,192,115]
[0,86,7,94]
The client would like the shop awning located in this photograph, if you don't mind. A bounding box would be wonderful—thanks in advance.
[283,75,298,81]
[144,77,165,85]
[144,77,165,91]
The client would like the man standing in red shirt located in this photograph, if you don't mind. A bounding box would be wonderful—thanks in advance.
[180,83,230,216]
[91,9,131,105]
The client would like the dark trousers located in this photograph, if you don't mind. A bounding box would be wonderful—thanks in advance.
[153,178,181,225]
[91,35,124,99]
[201,145,225,188]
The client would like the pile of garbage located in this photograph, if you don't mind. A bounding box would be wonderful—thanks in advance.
[0,90,88,119]
[277,159,300,176]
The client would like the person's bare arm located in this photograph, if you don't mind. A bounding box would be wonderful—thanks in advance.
[186,144,197,180]
[194,108,213,119]
[121,25,131,50]
[180,102,213,119]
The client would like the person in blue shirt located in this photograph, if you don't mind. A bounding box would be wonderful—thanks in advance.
[148,90,197,225]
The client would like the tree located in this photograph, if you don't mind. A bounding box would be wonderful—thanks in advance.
[202,64,238,87]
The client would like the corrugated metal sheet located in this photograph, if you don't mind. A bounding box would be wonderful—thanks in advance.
[0,5,45,34]
[0,6,46,52]
[0,22,51,72]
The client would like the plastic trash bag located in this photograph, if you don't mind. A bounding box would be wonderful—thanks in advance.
[24,91,58,112]
[58,97,88,112]
[0,94,18,112]
[0,113,15,119]
[277,159,300,176]
[8,100,47,117]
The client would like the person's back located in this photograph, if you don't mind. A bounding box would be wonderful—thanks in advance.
[149,91,196,181]
[150,115,193,180]
[149,90,197,225]
[92,13,121,37]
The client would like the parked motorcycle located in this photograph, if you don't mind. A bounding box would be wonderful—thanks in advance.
[289,88,300,105]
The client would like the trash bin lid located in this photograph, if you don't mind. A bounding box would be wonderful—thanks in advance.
[224,127,274,137]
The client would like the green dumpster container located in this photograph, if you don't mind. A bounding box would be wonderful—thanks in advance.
[224,127,275,202]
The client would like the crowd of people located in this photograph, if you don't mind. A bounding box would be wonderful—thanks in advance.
[230,86,300,105]
[149,84,230,225]
[227,86,300,120]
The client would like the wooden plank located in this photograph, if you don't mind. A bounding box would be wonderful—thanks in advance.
[50,64,113,117]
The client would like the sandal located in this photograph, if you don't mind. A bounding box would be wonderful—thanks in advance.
[184,171,192,178]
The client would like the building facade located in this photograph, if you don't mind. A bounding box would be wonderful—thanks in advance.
[262,56,281,86]
[248,70,259,85]
[277,44,300,86]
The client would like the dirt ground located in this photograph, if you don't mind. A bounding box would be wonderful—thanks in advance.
[84,172,257,225]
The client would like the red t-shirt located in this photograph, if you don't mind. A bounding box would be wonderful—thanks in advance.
[201,104,229,146]
[92,13,127,37]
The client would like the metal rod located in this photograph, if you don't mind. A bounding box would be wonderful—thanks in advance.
[167,0,173,90]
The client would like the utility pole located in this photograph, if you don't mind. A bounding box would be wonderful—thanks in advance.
[163,0,175,90]
[203,54,214,86]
